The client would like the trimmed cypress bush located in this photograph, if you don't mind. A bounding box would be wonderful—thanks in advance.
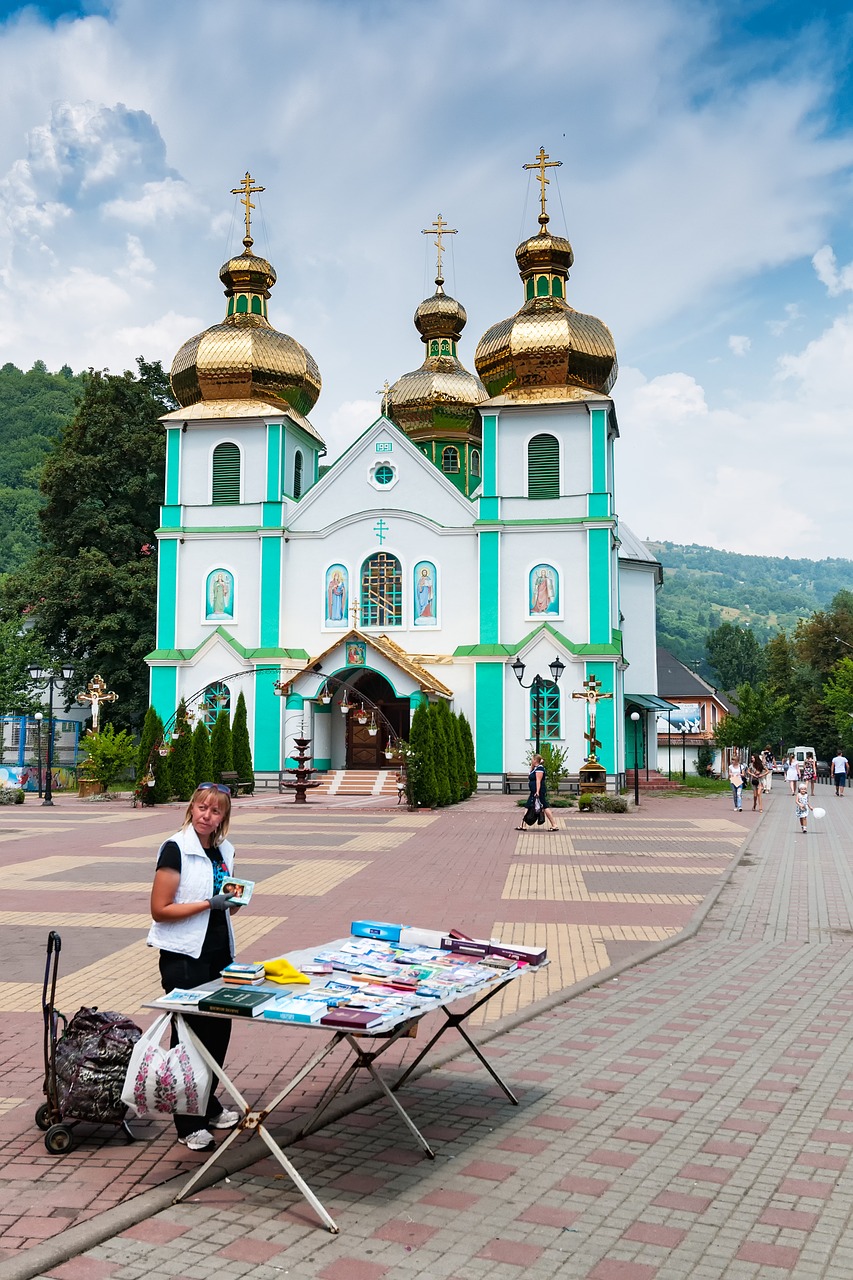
[169,700,196,802]
[451,711,467,799]
[430,702,451,806]
[459,712,477,794]
[408,702,437,808]
[136,706,160,803]
[151,712,171,804]
[193,720,213,788]
[232,691,254,793]
[210,708,234,782]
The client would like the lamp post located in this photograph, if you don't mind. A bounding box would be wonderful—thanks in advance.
[27,665,74,807]
[630,711,641,808]
[681,725,687,782]
[510,656,566,756]
[34,712,43,799]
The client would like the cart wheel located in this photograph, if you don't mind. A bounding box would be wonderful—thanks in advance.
[35,1103,54,1131]
[44,1124,74,1155]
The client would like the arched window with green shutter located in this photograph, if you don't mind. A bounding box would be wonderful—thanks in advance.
[294,450,303,498]
[527,433,559,499]
[531,681,560,741]
[360,552,402,627]
[211,442,241,504]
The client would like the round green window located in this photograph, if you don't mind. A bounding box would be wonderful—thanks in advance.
[375,464,394,485]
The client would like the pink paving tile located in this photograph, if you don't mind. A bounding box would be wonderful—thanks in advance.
[11,1217,65,1240]
[810,1129,853,1145]
[587,1148,638,1169]
[777,1178,834,1198]
[372,1219,438,1246]
[556,1174,613,1197]
[720,1119,769,1134]
[587,1261,658,1280]
[458,1159,517,1182]
[760,1207,819,1230]
[529,1114,578,1132]
[44,1262,119,1280]
[420,1125,463,1141]
[702,1140,753,1157]
[613,1127,664,1144]
[623,1222,687,1247]
[678,1163,732,1184]
[659,1088,703,1102]
[121,1220,191,1243]
[497,1135,552,1155]
[795,1153,847,1171]
[217,1239,286,1264]
[373,1146,423,1166]
[652,1191,713,1213]
[638,1107,684,1122]
[517,1204,581,1228]
[738,1098,785,1113]
[557,1094,603,1110]
[583,1078,627,1093]
[318,1261,389,1280]
[418,1188,481,1209]
[477,1239,545,1266]
[736,1242,801,1269]
[329,1172,387,1194]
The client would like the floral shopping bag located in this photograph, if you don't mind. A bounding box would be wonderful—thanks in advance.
[121,1013,213,1117]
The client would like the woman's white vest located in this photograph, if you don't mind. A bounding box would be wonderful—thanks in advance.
[147,824,235,960]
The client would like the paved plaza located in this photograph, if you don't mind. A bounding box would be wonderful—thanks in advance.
[3,782,852,1277]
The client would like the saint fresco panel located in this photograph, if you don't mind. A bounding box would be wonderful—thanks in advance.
[325,564,348,625]
[413,560,437,625]
[529,564,559,615]
[205,568,235,621]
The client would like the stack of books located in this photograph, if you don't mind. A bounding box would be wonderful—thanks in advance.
[220,961,266,986]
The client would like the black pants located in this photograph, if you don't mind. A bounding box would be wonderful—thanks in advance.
[159,948,232,1138]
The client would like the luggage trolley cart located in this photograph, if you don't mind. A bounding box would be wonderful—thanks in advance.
[35,930,139,1155]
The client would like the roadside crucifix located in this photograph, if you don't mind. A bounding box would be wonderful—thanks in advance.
[76,674,118,733]
[572,675,612,762]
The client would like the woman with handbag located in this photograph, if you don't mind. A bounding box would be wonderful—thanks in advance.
[148,783,242,1151]
[749,752,768,812]
[516,753,559,831]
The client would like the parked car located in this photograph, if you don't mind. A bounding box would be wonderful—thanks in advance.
[816,760,831,779]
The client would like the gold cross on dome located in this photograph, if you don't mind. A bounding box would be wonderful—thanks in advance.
[231,171,265,245]
[523,147,562,224]
[422,213,457,281]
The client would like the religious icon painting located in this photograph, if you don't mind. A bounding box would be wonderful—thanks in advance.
[205,567,235,621]
[346,640,366,667]
[413,560,437,626]
[325,564,348,626]
[528,564,559,617]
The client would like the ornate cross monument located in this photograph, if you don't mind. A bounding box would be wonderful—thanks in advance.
[76,674,118,733]
[572,674,612,792]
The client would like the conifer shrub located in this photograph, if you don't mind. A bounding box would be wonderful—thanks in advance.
[458,711,477,794]
[193,720,213,789]
[232,691,254,793]
[429,702,451,805]
[169,700,196,801]
[136,706,170,804]
[408,702,437,807]
[210,708,234,783]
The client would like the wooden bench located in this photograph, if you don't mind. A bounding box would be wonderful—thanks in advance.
[219,771,253,797]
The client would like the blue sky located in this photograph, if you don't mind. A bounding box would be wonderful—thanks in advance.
[0,0,852,557]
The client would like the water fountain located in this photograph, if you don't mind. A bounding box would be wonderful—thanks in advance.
[279,737,322,803]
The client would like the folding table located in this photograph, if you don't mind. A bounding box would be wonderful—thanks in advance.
[145,936,544,1233]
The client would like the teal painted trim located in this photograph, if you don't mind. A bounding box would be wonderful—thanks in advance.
[475,662,504,772]
[157,525,260,535]
[479,530,500,643]
[455,619,620,659]
[156,539,178,650]
[588,527,611,645]
[159,505,182,529]
[314,757,331,770]
[585,661,616,773]
[266,425,282,501]
[590,408,607,493]
[262,502,283,528]
[328,664,400,697]
[165,429,181,506]
[260,536,282,648]
[409,691,427,709]
[475,516,610,528]
[587,493,610,519]
[150,666,177,726]
[145,627,309,663]
[478,496,499,521]
[254,666,281,771]
[482,415,497,496]
[285,693,304,710]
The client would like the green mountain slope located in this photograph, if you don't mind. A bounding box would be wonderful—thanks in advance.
[650,541,853,678]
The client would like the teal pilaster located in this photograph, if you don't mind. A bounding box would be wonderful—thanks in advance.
[590,407,607,498]
[254,666,281,771]
[156,538,178,649]
[588,527,611,645]
[478,531,500,643]
[475,663,504,772]
[482,414,497,496]
[259,536,282,648]
[266,424,282,501]
[150,666,177,725]
[165,428,181,506]
[585,661,616,774]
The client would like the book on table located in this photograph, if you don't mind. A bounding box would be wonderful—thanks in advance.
[197,987,272,1016]
[157,989,206,1007]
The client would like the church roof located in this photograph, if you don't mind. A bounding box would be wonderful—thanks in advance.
[287,628,453,698]
[159,398,325,445]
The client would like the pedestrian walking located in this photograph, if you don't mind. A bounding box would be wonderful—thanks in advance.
[831,749,849,797]
[728,753,744,812]
[803,752,817,796]
[795,783,813,833]
[762,746,775,793]
[516,753,558,831]
[785,754,800,796]
[749,752,768,812]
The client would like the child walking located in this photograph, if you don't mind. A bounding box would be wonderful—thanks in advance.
[796,783,813,834]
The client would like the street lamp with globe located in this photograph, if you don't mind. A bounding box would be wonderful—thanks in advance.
[27,664,74,807]
[629,711,641,808]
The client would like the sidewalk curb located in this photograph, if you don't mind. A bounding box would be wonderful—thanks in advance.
[0,808,761,1280]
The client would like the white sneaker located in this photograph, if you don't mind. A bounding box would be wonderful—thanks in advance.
[178,1128,216,1151]
[210,1108,240,1130]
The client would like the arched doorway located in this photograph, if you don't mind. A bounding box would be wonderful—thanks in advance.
[338,668,410,768]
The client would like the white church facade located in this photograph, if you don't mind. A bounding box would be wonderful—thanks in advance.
[146,163,666,786]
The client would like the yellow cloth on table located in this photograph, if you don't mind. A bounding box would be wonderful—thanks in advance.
[262,957,310,985]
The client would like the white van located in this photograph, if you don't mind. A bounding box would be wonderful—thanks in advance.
[792,746,816,766]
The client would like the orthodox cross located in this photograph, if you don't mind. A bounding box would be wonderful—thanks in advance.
[76,674,118,733]
[571,675,612,760]
[375,380,391,416]
[422,213,457,282]
[523,146,562,224]
[349,600,360,626]
[231,171,265,246]
[373,518,389,544]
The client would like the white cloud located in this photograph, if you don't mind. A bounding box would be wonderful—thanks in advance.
[768,303,802,337]
[324,399,383,461]
[728,335,751,357]
[103,177,195,226]
[812,244,853,296]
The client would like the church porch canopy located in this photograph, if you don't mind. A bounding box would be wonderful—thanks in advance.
[282,628,453,701]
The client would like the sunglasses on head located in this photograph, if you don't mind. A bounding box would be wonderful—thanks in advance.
[197,783,231,796]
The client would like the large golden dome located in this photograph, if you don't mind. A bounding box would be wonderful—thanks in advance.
[475,215,617,400]
[170,234,321,418]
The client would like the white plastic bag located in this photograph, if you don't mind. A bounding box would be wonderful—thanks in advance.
[121,1013,213,1118]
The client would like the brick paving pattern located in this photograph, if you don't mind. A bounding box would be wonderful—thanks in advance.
[8,783,853,1275]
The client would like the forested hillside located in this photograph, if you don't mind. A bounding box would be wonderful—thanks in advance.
[0,361,86,573]
[651,541,853,677]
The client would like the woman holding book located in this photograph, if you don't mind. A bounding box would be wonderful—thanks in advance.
[148,782,242,1152]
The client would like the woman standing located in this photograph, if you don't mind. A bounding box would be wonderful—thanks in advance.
[728,753,744,812]
[516,753,558,831]
[148,783,241,1152]
[785,754,800,795]
[803,753,817,797]
[749,752,767,812]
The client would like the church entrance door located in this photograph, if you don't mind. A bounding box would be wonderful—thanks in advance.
[341,669,410,769]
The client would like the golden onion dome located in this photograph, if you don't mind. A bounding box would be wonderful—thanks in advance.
[475,215,617,400]
[170,233,321,418]
[387,273,488,438]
